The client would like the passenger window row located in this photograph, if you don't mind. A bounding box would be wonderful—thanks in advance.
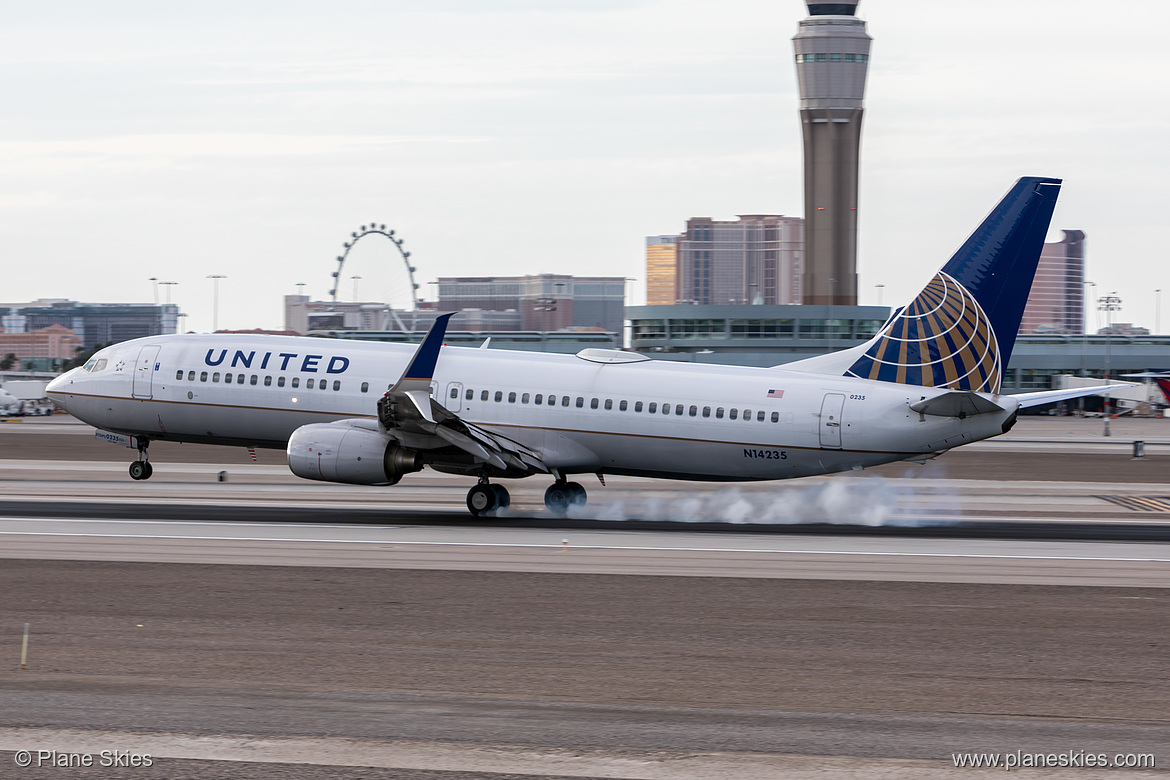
[175,370,371,394]
[454,385,788,423]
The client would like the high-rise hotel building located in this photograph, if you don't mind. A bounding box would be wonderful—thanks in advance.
[1019,230,1087,335]
[645,236,679,306]
[646,215,804,306]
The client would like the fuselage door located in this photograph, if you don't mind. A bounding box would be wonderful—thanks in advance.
[818,392,845,449]
[132,345,162,399]
[445,381,464,412]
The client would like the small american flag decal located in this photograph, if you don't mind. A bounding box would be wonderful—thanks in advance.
[767,389,784,398]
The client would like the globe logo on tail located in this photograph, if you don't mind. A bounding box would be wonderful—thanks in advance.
[845,272,1002,393]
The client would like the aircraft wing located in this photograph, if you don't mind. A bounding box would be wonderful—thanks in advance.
[374,313,548,474]
[1012,383,1136,409]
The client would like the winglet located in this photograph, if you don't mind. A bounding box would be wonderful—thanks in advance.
[402,312,455,382]
[379,313,456,430]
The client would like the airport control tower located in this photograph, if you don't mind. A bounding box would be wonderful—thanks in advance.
[793,1,871,306]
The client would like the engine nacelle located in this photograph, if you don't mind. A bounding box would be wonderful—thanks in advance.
[287,423,422,485]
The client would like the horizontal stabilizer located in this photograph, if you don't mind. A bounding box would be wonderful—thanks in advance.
[1014,383,1136,409]
[909,392,1005,418]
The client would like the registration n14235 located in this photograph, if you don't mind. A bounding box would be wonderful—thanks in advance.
[744,449,787,460]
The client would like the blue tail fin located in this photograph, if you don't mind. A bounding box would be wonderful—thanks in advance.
[844,177,1061,393]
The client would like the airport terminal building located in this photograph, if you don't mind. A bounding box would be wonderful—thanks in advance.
[627,304,1170,394]
[1,299,179,352]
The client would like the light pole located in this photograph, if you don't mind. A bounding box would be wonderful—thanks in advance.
[1080,281,1094,378]
[149,277,159,306]
[1086,281,1098,333]
[295,282,306,297]
[875,283,885,306]
[1156,289,1162,335]
[159,281,178,305]
[351,275,362,302]
[1077,280,1095,416]
[1098,292,1122,437]
[207,275,227,332]
[828,277,836,308]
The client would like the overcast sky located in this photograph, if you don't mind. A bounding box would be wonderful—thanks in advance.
[2,0,1167,333]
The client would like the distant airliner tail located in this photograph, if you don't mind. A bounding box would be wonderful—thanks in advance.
[1156,378,1170,404]
[784,177,1062,393]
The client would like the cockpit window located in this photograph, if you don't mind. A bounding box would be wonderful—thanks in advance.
[83,358,108,373]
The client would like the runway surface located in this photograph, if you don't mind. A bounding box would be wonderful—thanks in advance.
[2,417,1169,777]
[3,562,1169,778]
[3,516,1170,588]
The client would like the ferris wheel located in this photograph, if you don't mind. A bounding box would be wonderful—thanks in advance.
[330,224,422,332]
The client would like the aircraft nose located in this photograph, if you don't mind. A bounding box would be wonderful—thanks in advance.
[45,369,76,411]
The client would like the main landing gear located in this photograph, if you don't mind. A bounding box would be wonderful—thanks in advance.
[544,480,586,516]
[463,477,588,517]
[466,478,510,516]
[128,441,153,481]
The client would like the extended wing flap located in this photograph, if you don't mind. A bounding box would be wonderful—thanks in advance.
[432,425,509,470]
[457,419,549,473]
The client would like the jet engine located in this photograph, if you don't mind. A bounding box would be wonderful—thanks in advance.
[287,423,422,485]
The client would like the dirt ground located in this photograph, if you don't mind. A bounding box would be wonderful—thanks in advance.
[3,562,1168,727]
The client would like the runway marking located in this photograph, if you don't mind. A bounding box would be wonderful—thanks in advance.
[0,517,409,530]
[1096,495,1170,512]
[3,531,1170,563]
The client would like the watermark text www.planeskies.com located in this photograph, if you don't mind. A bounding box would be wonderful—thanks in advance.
[953,750,1154,771]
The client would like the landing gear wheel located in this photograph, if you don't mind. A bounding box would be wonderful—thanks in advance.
[467,483,499,516]
[545,481,586,515]
[490,484,510,510]
[141,461,153,480]
[566,481,586,507]
[128,461,151,480]
[544,483,570,515]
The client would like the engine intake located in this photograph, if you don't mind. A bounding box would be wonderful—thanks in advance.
[287,423,422,485]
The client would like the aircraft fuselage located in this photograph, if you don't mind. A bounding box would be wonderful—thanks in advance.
[49,333,1016,482]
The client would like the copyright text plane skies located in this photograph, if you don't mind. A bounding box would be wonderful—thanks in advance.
[46,177,1123,516]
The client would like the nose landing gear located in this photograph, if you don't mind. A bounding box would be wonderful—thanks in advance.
[544,480,586,515]
[466,478,510,516]
[128,441,153,481]
[128,460,153,480]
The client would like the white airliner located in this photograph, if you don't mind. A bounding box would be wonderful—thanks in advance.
[47,177,1120,516]
[0,386,20,414]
